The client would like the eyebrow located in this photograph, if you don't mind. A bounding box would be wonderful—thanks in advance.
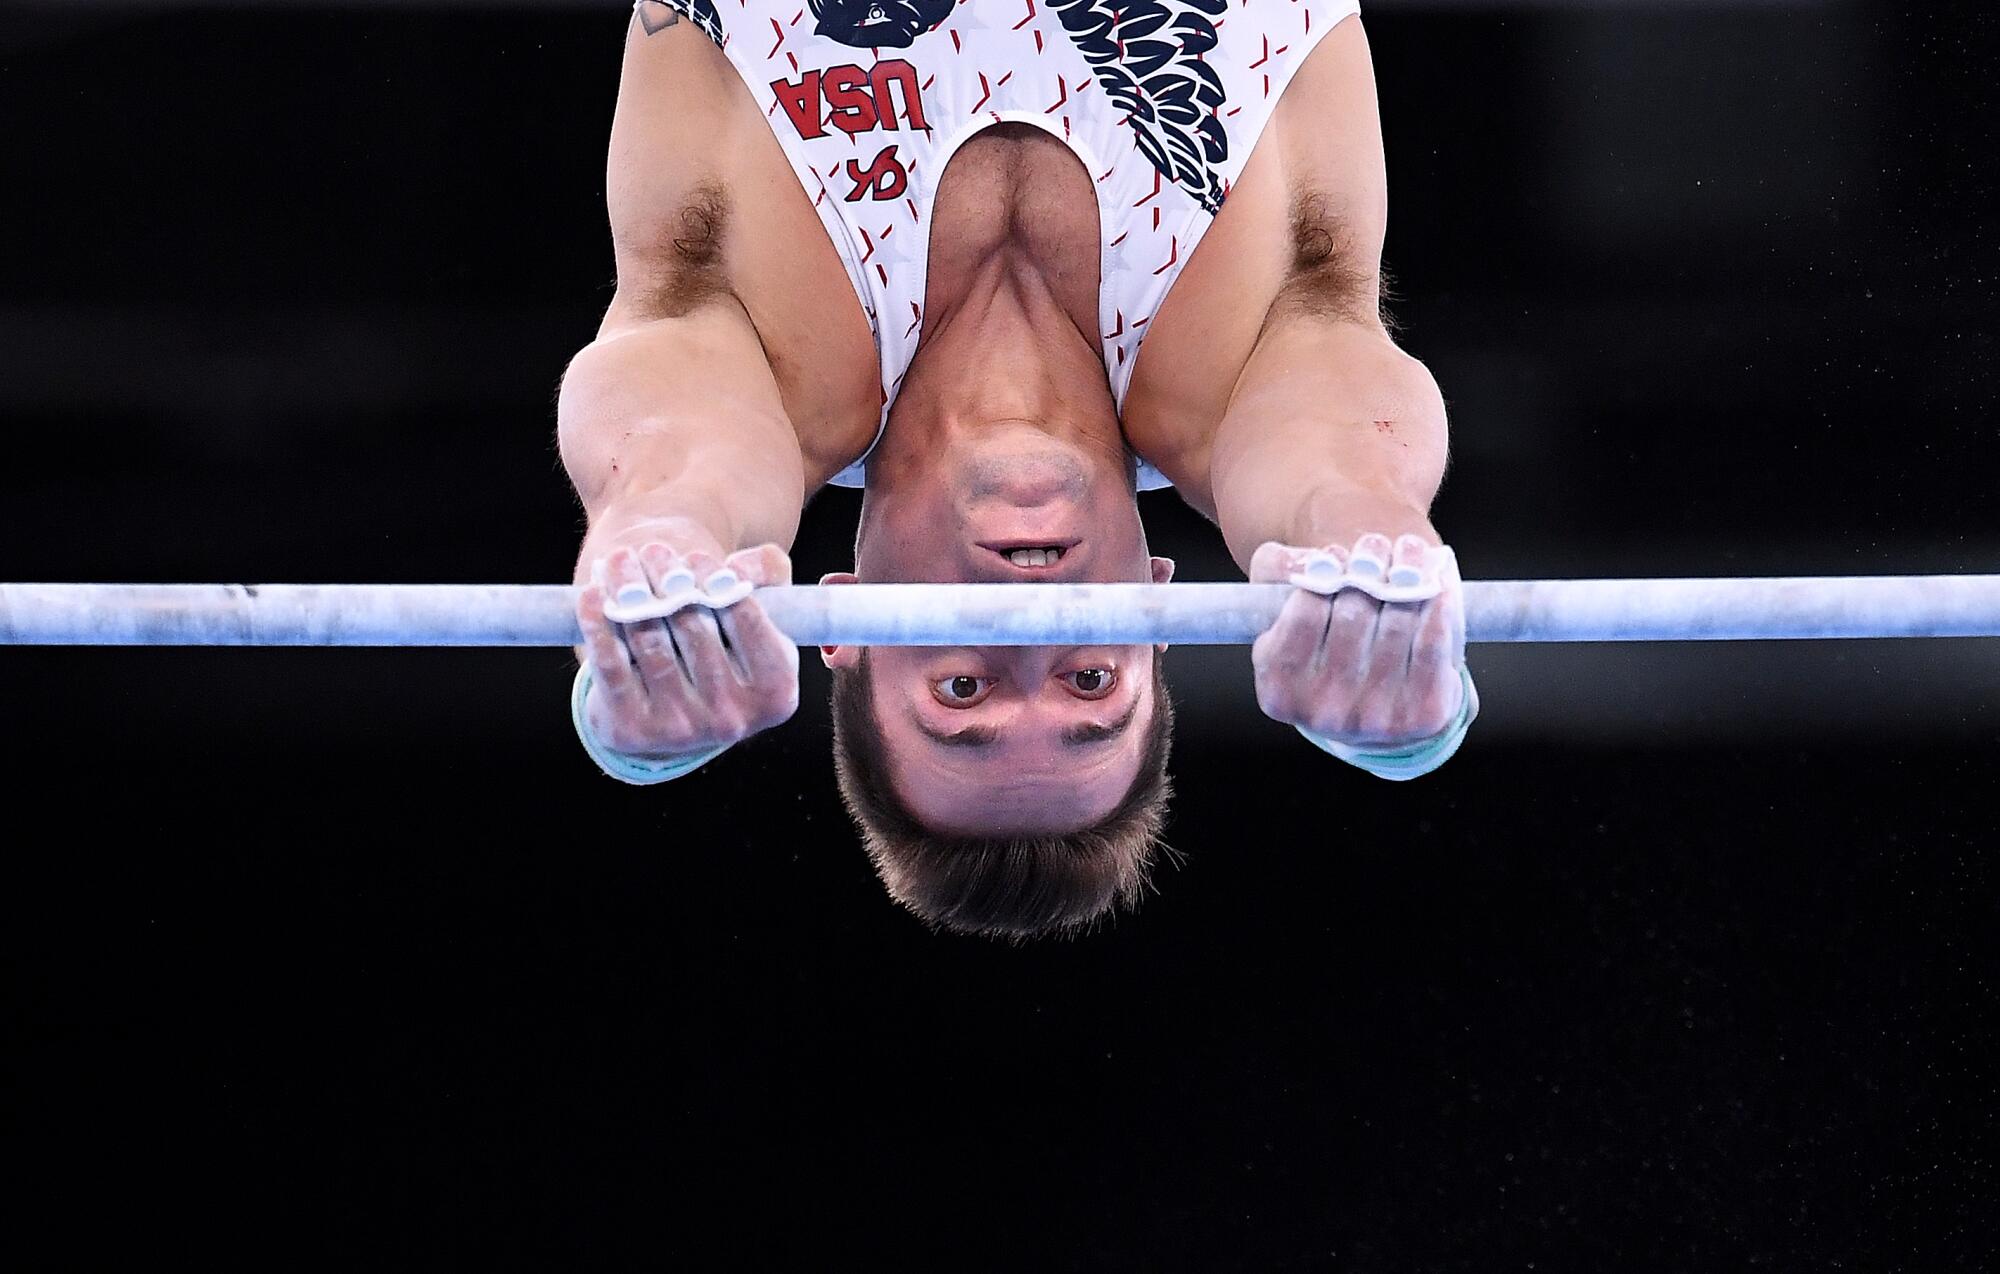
[909,697,1141,751]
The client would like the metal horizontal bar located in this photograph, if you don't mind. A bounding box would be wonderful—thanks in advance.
[1,577,1997,647]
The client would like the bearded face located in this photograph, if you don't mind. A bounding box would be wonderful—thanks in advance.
[808,0,954,49]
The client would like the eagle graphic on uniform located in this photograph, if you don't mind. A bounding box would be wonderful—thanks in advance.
[653,0,1233,215]
[1047,0,1231,214]
[808,0,954,49]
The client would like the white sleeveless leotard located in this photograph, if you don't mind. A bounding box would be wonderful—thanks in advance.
[640,0,1361,488]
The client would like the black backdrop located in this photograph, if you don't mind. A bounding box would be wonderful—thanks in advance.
[3,2,1995,1267]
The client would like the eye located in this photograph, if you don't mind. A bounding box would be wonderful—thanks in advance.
[1064,667,1117,698]
[932,674,992,706]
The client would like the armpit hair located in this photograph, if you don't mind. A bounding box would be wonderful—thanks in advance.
[1270,189,1397,333]
[625,180,732,320]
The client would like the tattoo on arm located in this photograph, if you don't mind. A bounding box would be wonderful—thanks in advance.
[635,2,681,35]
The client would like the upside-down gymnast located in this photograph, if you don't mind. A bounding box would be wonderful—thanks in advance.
[559,0,1478,937]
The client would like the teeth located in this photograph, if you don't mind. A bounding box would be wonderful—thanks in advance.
[1007,547,1063,568]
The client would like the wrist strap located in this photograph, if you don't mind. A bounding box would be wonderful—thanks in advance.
[571,666,731,785]
[1296,664,1480,782]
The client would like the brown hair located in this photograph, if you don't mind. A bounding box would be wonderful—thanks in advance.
[830,649,1175,941]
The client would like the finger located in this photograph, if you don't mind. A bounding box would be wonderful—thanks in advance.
[1249,541,1310,584]
[667,604,733,698]
[622,617,684,698]
[1408,586,1457,681]
[1346,532,1393,583]
[715,598,802,688]
[1321,585,1383,677]
[1439,545,1467,663]
[638,543,695,599]
[1407,591,1464,731]
[610,548,684,694]
[581,589,701,752]
[724,543,794,588]
[577,587,643,702]
[1369,598,1425,682]
[603,546,657,613]
[1389,533,1434,589]
[1251,587,1335,676]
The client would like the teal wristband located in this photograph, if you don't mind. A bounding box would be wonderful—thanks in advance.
[1296,664,1480,782]
[571,666,731,785]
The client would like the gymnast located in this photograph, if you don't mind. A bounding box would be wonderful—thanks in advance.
[558,0,1477,936]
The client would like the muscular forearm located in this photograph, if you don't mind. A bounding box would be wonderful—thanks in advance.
[557,311,807,583]
[1209,318,1450,569]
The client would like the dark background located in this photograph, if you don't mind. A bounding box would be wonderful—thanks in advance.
[3,0,1994,1266]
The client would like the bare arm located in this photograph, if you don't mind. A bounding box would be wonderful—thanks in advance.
[1207,18,1448,571]
[557,11,806,585]
[1210,317,1448,570]
[558,306,805,583]
[1211,18,1470,761]
[559,12,806,771]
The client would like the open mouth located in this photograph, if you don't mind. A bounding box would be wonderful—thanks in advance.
[979,540,1079,570]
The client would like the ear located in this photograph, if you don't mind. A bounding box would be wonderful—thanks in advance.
[818,571,861,668]
[1149,557,1176,652]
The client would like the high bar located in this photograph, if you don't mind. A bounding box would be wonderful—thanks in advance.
[2,577,1998,647]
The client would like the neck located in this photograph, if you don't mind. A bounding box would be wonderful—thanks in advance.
[869,252,1126,488]
[856,253,1142,581]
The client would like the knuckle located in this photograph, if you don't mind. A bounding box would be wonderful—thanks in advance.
[657,727,703,755]
[1305,706,1351,740]
[639,543,677,572]
[750,698,795,733]
[1416,706,1454,739]
[603,719,652,754]
[1328,596,1377,630]
[1255,676,1298,722]
[1354,700,1397,741]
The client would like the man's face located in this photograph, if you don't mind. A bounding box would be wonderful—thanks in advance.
[864,641,1158,835]
[827,434,1172,834]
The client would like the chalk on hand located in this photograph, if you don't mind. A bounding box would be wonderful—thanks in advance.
[1300,554,1345,587]
[1347,545,1387,579]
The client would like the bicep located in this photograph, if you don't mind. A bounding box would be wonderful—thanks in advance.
[558,308,801,512]
[561,16,804,543]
